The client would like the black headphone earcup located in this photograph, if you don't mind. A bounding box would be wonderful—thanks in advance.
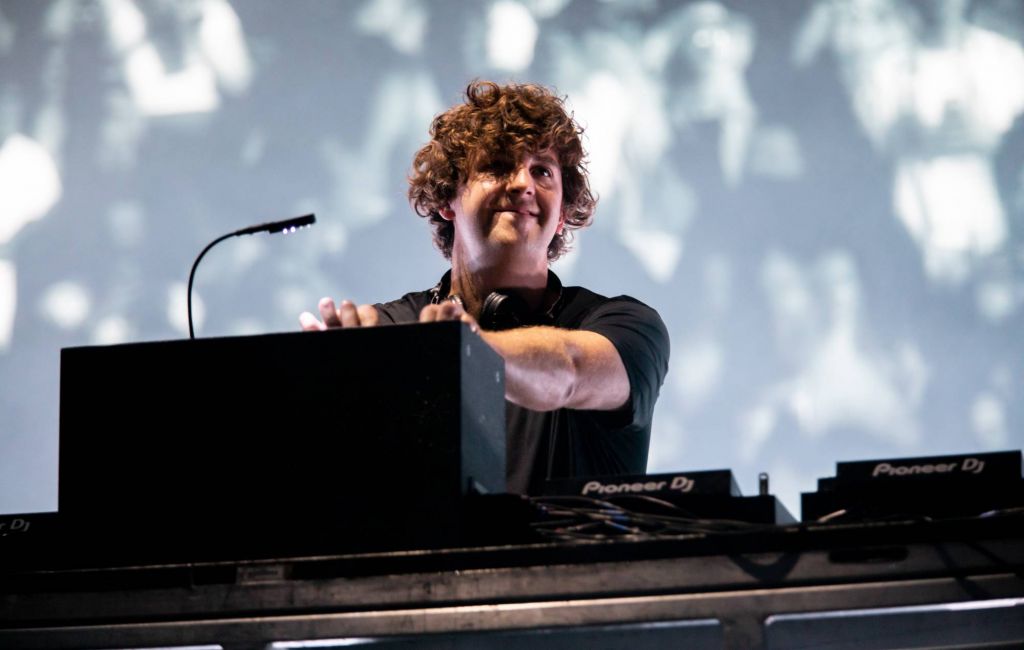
[480,291,528,331]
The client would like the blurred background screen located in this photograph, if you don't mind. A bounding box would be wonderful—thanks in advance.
[1,0,1022,517]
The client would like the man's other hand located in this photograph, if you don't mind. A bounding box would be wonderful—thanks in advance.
[299,298,379,331]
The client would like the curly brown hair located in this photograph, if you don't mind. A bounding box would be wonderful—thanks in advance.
[408,80,597,261]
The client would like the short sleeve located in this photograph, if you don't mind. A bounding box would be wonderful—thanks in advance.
[577,296,670,431]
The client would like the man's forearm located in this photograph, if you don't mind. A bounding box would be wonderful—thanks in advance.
[481,326,629,412]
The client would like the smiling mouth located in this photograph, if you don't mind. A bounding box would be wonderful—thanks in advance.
[496,207,538,216]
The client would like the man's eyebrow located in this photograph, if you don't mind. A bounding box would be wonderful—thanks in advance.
[533,153,559,166]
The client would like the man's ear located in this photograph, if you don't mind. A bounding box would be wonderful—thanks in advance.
[555,210,567,235]
[439,205,455,221]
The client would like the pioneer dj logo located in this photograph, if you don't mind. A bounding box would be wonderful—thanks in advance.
[871,457,985,478]
[0,517,31,536]
[581,475,695,496]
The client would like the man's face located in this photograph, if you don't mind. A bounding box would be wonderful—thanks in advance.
[443,150,565,269]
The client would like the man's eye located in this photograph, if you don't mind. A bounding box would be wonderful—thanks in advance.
[533,166,553,177]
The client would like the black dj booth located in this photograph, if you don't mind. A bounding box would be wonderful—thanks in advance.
[1,323,1022,649]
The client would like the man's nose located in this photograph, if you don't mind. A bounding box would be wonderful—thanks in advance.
[507,165,534,195]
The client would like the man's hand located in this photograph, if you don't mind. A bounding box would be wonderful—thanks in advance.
[417,300,480,333]
[299,298,379,331]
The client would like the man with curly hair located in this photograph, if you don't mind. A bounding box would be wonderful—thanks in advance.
[301,81,669,494]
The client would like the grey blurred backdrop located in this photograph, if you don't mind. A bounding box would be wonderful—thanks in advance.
[1,0,1022,517]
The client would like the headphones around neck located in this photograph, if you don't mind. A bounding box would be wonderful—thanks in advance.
[430,271,562,332]
[479,290,531,331]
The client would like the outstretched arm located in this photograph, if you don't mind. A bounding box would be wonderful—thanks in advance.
[418,301,629,412]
